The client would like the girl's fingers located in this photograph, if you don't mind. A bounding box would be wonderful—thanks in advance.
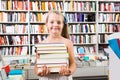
[59,65,67,75]
[37,65,50,76]
[42,66,47,75]
[42,65,50,76]
[46,67,50,75]
[59,66,71,76]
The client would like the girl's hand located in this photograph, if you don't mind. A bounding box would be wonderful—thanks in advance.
[37,65,50,76]
[59,65,71,76]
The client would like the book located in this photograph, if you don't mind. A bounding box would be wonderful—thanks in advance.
[2,65,10,75]
[35,43,66,47]
[36,58,69,73]
[35,43,69,73]
[35,43,67,54]
[36,58,69,65]
[38,67,64,73]
[38,53,69,59]
[108,38,120,59]
[8,69,23,75]
[37,63,68,68]
[37,63,68,72]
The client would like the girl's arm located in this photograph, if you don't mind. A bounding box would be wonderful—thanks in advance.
[67,39,76,74]
[59,39,76,76]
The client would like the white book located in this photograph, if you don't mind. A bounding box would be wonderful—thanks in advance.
[38,67,61,73]
[38,53,69,59]
[35,43,66,47]
[36,43,67,54]
[37,46,66,50]
[37,63,68,68]
[37,61,69,73]
[36,58,69,64]
[37,50,67,54]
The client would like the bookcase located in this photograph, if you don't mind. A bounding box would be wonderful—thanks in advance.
[0,0,119,79]
[98,0,120,54]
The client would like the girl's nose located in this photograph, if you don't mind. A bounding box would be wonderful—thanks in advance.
[54,22,59,26]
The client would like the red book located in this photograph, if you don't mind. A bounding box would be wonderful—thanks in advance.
[2,65,10,75]
[117,38,120,48]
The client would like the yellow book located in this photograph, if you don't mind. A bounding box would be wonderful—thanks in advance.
[41,2,45,10]
[115,14,119,22]
[70,0,73,11]
[7,0,12,10]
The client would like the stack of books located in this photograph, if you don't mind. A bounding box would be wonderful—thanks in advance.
[35,43,69,73]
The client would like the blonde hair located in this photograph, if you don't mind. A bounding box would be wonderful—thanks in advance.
[45,11,70,39]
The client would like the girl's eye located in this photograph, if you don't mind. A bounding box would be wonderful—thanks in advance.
[57,21,61,24]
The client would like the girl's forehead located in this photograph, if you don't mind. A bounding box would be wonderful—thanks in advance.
[48,13,63,20]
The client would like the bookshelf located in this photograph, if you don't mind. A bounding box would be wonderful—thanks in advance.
[98,0,120,54]
[0,0,30,65]
[0,0,114,64]
[0,0,119,79]
[64,0,97,58]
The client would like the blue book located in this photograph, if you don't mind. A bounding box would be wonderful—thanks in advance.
[108,38,120,59]
[78,47,85,54]
[9,69,23,75]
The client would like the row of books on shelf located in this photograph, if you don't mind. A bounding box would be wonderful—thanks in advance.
[0,35,97,45]
[1,0,120,12]
[98,34,109,44]
[64,1,96,11]
[30,1,64,11]
[0,33,113,46]
[69,24,96,33]
[0,1,120,11]
[74,46,96,55]
[98,24,120,33]
[98,13,120,22]
[0,35,46,45]
[0,12,28,22]
[70,35,97,44]
[65,13,95,22]
[0,0,28,10]
[1,24,120,34]
[30,35,47,44]
[0,36,28,45]
[0,44,96,57]
[99,2,120,11]
[0,24,28,34]
[1,13,119,23]
[30,25,47,34]
[29,13,96,23]
[29,12,46,22]
[30,1,96,11]
[0,24,47,34]
[0,47,28,56]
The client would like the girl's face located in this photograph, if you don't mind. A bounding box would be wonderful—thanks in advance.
[46,13,64,35]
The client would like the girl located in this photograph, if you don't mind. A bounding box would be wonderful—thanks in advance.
[34,11,76,80]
